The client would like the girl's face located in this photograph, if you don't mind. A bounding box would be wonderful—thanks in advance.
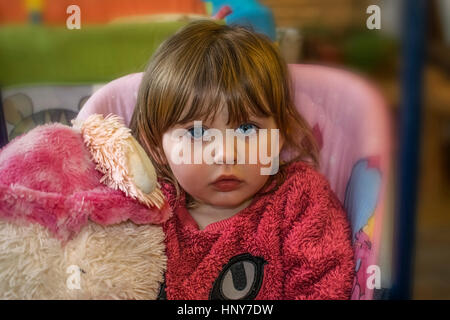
[162,107,284,209]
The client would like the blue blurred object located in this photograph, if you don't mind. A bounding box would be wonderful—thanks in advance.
[204,0,276,41]
[391,0,427,300]
[344,159,382,242]
[29,11,42,25]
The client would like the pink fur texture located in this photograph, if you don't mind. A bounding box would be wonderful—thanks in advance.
[0,123,172,242]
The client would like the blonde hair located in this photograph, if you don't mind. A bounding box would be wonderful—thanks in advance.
[130,20,319,209]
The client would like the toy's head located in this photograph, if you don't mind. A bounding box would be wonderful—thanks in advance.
[73,113,168,211]
[0,114,170,299]
[0,114,172,242]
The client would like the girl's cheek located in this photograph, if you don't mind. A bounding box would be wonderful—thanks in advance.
[162,132,192,165]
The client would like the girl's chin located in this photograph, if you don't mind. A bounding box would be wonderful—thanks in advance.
[203,194,253,209]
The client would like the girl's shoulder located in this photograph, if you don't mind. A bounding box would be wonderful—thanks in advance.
[276,160,334,196]
[272,160,345,223]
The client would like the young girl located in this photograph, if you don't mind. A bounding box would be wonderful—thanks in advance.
[130,20,355,300]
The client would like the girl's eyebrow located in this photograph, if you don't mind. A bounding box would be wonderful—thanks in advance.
[176,119,209,129]
[247,116,269,127]
[179,116,268,128]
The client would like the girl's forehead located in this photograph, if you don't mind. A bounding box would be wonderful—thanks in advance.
[187,111,273,129]
[176,107,228,127]
[175,93,273,128]
[203,107,229,124]
[192,107,257,125]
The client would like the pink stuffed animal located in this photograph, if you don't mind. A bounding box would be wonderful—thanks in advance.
[0,114,171,299]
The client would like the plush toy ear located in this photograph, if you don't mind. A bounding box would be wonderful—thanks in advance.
[73,114,166,209]
[128,137,157,194]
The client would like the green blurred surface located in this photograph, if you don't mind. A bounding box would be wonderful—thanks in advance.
[204,1,213,16]
[0,22,187,86]
[343,30,398,73]
[301,24,398,75]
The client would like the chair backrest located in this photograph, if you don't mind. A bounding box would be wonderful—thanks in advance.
[76,72,142,127]
[76,64,393,300]
[285,64,393,300]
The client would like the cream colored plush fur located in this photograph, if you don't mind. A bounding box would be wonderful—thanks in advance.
[0,220,166,299]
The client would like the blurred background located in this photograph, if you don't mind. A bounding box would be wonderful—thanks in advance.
[0,0,449,299]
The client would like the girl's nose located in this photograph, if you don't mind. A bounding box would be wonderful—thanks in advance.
[213,132,238,165]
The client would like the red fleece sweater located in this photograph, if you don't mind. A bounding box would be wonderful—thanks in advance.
[158,161,355,300]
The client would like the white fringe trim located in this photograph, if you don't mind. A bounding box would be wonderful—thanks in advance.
[72,114,165,209]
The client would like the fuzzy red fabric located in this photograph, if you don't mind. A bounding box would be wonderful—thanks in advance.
[0,123,172,242]
[159,161,355,300]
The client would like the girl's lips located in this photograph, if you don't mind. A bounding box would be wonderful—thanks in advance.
[211,179,242,192]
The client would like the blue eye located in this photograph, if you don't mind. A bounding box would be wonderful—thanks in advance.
[236,123,258,135]
[187,126,206,139]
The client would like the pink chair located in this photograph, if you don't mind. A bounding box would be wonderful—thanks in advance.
[76,64,393,300]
